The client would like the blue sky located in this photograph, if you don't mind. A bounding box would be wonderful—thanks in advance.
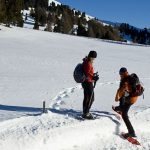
[58,0,149,29]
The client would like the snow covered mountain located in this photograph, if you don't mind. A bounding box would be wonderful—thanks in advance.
[48,0,145,30]
[21,0,150,45]
[0,24,150,150]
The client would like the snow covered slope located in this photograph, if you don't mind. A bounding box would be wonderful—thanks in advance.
[0,25,150,150]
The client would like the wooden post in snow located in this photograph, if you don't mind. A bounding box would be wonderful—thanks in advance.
[43,101,46,113]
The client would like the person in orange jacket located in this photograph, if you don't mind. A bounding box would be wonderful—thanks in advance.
[113,67,138,138]
[82,51,99,119]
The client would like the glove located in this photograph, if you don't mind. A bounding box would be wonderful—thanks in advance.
[93,72,99,82]
[93,75,99,81]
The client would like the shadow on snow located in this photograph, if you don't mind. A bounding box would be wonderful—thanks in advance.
[50,108,121,135]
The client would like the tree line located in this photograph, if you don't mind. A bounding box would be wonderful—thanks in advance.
[119,23,150,45]
[33,1,121,41]
[0,0,24,27]
[0,0,150,45]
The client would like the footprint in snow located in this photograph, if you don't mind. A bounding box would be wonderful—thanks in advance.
[52,87,77,110]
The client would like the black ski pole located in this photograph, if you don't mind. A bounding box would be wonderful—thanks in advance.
[87,81,97,113]
[94,81,97,88]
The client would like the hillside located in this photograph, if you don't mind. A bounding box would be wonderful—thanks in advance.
[0,0,150,44]
[0,25,150,150]
[23,0,150,45]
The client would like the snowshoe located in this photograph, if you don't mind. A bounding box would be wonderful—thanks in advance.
[121,132,140,145]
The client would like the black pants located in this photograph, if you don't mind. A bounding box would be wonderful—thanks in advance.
[115,97,135,135]
[82,82,94,114]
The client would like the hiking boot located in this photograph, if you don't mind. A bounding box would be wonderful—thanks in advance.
[122,133,136,138]
[82,113,94,119]
[112,106,122,115]
[129,133,137,138]
[122,133,130,139]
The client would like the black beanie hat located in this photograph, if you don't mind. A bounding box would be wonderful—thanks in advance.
[119,67,127,74]
[88,51,97,58]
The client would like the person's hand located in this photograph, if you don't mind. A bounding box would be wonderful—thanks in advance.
[93,72,99,82]
[93,72,99,76]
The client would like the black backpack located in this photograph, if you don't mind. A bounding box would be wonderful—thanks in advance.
[130,73,144,97]
[73,63,86,83]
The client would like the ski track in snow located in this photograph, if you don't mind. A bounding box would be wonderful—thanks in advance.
[50,77,149,123]
[50,77,149,117]
[51,86,80,110]
[51,81,120,111]
[50,76,150,112]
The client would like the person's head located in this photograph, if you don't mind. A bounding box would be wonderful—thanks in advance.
[88,51,97,63]
[119,67,129,79]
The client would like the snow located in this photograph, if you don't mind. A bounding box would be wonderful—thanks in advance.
[101,20,121,27]
[22,9,47,31]
[0,25,150,150]
[22,10,35,29]
[85,14,94,21]
[49,0,61,6]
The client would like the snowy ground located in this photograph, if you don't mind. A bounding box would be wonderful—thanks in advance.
[0,25,150,150]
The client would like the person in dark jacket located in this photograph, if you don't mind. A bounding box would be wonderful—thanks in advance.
[113,67,138,138]
[82,51,99,119]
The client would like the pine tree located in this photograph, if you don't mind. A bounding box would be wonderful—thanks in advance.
[104,30,114,40]
[34,20,39,29]
[35,0,48,9]
[45,12,55,31]
[81,12,86,18]
[30,8,35,18]
[87,26,95,38]
[34,7,39,29]
[3,0,24,27]
[77,22,87,37]
[0,0,6,22]
[24,0,36,9]
[61,10,73,33]
[34,0,48,28]
[39,8,47,26]
[54,19,62,32]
